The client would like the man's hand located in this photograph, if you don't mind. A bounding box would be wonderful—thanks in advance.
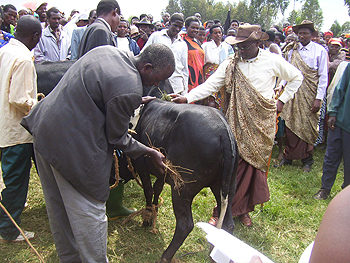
[146,148,166,174]
[274,84,283,96]
[328,116,336,130]
[311,99,321,113]
[141,96,156,104]
[276,100,284,114]
[170,94,188,104]
[139,28,148,41]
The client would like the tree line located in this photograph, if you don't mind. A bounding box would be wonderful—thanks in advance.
[164,0,338,32]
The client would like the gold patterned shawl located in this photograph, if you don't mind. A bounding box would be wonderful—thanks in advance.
[281,42,319,145]
[225,55,276,171]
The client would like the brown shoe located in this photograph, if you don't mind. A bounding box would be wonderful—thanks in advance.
[208,216,219,227]
[240,213,252,227]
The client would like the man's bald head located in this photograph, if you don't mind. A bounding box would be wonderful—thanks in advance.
[15,15,42,50]
[16,15,42,38]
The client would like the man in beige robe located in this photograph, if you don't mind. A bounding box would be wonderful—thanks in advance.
[280,20,328,172]
[172,25,303,227]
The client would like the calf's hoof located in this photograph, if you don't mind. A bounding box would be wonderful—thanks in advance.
[142,219,152,227]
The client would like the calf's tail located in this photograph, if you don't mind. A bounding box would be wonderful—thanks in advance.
[216,116,238,229]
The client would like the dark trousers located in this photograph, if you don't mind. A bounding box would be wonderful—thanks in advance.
[0,143,32,240]
[321,126,350,191]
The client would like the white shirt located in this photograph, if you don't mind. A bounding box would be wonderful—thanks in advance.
[202,40,234,64]
[143,29,189,94]
[186,49,303,104]
[282,41,328,100]
[117,37,130,52]
[269,43,282,56]
[0,39,37,147]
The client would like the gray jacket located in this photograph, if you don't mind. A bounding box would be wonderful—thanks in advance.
[78,18,117,59]
[22,46,148,201]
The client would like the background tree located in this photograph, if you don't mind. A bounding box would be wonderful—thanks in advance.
[165,0,181,16]
[299,0,323,29]
[180,0,207,20]
[345,0,350,16]
[341,21,350,33]
[330,20,342,37]
[288,9,302,25]
[230,1,250,23]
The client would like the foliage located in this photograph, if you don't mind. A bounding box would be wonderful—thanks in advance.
[345,0,350,16]
[230,1,250,24]
[330,20,342,37]
[165,0,291,29]
[329,20,350,36]
[341,21,350,33]
[287,0,323,31]
[248,0,290,29]
[288,9,303,26]
[165,0,181,15]
[162,0,332,30]
[299,0,323,29]
[2,147,343,262]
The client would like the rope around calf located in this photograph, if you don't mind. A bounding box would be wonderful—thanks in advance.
[121,196,164,234]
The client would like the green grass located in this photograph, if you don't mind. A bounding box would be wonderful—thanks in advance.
[1,146,344,262]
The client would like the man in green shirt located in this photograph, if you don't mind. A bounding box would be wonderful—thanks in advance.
[314,62,350,200]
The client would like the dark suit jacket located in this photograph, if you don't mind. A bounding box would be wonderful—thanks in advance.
[77,18,117,59]
[22,46,148,201]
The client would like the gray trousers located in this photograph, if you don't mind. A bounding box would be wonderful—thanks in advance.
[35,151,108,263]
[321,126,350,191]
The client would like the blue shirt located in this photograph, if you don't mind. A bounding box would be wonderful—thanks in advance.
[0,30,14,48]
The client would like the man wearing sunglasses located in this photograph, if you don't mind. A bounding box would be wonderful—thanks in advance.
[172,25,303,227]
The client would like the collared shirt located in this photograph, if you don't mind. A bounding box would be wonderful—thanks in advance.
[143,29,189,94]
[283,41,328,100]
[186,49,303,104]
[34,25,71,63]
[0,38,37,147]
[202,40,234,64]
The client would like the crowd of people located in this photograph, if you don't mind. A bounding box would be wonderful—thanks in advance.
[0,0,350,262]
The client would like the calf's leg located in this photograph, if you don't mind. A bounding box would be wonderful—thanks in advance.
[159,189,194,262]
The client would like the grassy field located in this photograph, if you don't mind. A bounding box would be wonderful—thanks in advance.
[1,146,344,262]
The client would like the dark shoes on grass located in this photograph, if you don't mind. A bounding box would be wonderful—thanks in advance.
[278,158,292,167]
[302,163,313,172]
[314,189,330,200]
[278,158,314,172]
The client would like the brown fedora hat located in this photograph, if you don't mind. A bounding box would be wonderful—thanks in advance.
[225,25,269,45]
[135,18,155,29]
[292,20,316,33]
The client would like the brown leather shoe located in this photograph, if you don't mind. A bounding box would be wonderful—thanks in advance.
[240,213,252,227]
[208,216,219,227]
